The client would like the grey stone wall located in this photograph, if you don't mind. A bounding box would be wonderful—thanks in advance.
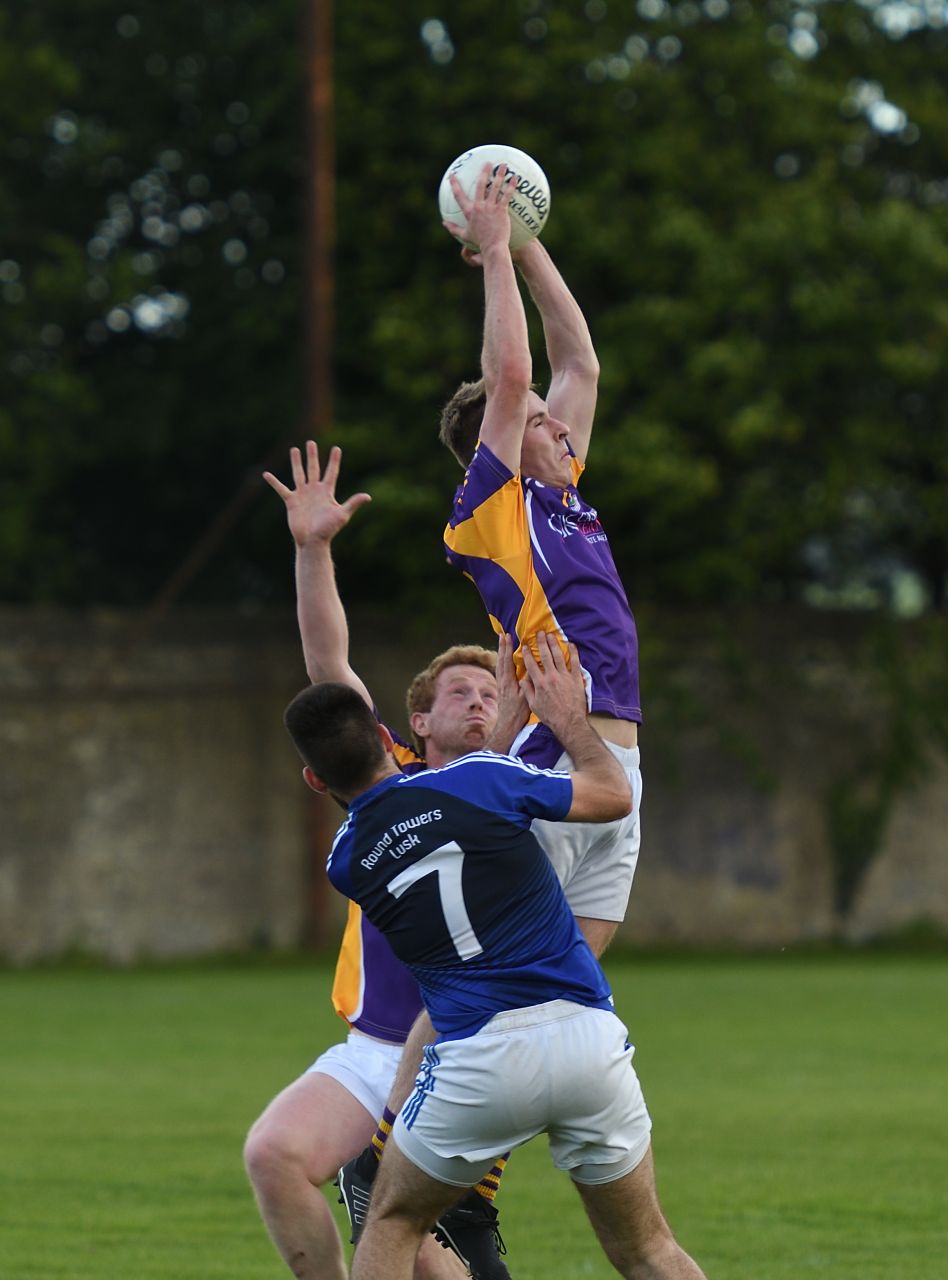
[846,751,948,942]
[0,606,945,963]
[0,608,315,963]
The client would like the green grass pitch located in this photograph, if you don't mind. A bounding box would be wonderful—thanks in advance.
[1,953,945,1279]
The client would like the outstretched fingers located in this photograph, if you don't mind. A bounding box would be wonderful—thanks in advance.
[320,441,343,493]
[261,469,291,500]
[263,442,314,501]
[289,443,309,490]
[263,441,364,512]
[340,490,372,519]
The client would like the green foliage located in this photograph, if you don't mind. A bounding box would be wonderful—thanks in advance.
[1,1,946,612]
[329,0,948,617]
[1,0,305,604]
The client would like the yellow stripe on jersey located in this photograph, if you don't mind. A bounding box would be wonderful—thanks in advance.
[330,899,364,1028]
[329,730,424,1031]
[445,462,584,679]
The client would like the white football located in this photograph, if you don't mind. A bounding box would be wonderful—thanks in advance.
[438,144,551,251]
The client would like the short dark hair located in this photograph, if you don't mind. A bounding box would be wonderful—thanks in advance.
[438,378,487,468]
[439,377,540,468]
[283,682,385,795]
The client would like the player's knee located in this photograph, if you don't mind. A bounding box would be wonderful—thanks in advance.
[365,1194,404,1226]
[243,1116,278,1185]
[368,1186,434,1235]
[243,1114,307,1188]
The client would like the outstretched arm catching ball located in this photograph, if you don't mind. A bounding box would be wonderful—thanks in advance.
[512,238,599,464]
[442,162,533,477]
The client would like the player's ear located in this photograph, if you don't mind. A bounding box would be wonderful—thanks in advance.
[302,765,329,795]
[409,711,430,744]
[378,722,396,753]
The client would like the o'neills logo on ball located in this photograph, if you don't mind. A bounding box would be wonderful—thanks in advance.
[490,165,549,219]
[510,204,541,234]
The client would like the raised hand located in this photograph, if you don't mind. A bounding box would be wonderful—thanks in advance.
[442,161,517,257]
[461,229,542,272]
[263,441,371,548]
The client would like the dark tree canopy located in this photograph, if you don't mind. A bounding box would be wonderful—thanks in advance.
[2,0,946,613]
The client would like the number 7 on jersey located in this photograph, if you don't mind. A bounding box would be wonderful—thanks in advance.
[387,842,484,961]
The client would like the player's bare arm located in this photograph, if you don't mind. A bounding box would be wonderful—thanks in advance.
[522,633,631,823]
[444,162,532,474]
[263,442,373,703]
[513,238,599,464]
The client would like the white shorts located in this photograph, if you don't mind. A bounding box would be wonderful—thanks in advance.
[307,1031,404,1119]
[393,1000,651,1188]
[531,744,642,922]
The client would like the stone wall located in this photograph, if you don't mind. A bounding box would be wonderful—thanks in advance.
[0,605,945,963]
[0,609,313,963]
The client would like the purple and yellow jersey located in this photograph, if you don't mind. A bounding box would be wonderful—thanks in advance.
[330,729,427,1044]
[444,441,641,768]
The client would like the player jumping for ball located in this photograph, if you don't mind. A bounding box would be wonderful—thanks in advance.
[439,162,642,958]
[335,160,647,1269]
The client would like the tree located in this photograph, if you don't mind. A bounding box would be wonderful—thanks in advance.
[1,0,946,615]
[0,0,305,604]
[330,0,948,614]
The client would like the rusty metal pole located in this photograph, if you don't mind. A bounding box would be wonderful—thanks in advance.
[301,0,338,949]
[305,0,335,437]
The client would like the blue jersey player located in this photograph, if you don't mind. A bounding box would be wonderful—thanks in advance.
[283,634,708,1280]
